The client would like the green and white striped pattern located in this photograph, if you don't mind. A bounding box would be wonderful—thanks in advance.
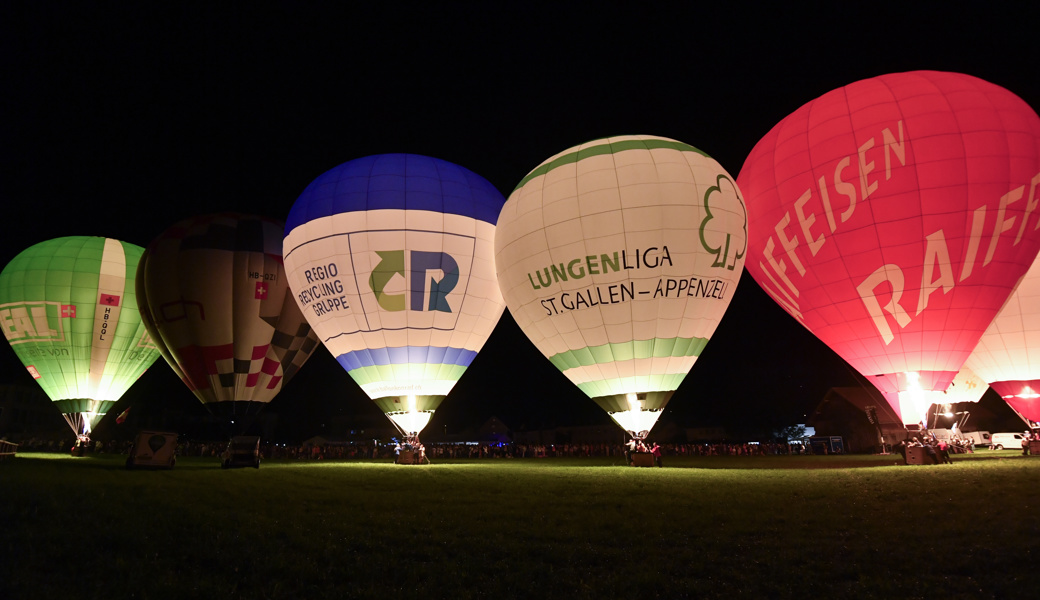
[495,135,747,403]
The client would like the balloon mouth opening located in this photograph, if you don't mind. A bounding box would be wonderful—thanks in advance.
[63,411,97,441]
[608,408,663,440]
[386,410,434,439]
[887,371,953,427]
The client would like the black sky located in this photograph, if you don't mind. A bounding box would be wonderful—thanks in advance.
[2,3,1036,438]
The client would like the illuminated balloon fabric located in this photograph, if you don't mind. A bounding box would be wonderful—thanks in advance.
[737,71,1040,425]
[282,154,507,437]
[494,135,748,438]
[137,214,320,417]
[0,237,161,436]
[966,254,1040,422]
[939,365,987,405]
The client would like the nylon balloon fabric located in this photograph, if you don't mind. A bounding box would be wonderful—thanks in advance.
[494,135,747,439]
[737,70,1040,425]
[966,254,1040,422]
[137,213,321,422]
[282,154,507,439]
[0,236,162,436]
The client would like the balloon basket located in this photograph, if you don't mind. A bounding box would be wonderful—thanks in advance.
[220,436,261,469]
[629,453,655,468]
[70,440,89,457]
[395,449,429,465]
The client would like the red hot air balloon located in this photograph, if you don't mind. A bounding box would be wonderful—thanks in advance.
[738,71,1040,426]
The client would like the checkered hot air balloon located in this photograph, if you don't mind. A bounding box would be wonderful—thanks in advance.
[136,213,321,430]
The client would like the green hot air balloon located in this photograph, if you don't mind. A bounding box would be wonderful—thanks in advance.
[0,237,162,440]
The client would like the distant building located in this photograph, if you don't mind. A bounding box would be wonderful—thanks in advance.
[808,386,906,453]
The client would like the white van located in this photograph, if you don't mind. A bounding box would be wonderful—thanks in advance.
[990,432,1027,450]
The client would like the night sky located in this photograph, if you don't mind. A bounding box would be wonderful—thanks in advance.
[2,3,1036,439]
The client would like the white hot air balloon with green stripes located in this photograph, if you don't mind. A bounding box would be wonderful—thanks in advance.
[495,135,747,439]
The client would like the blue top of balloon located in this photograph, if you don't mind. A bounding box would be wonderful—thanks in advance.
[285,154,506,234]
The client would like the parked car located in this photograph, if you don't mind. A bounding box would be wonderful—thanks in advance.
[990,432,1027,450]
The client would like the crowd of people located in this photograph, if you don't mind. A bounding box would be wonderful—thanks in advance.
[17,432,1040,465]
[1020,430,1039,456]
[899,437,955,464]
[896,433,989,464]
[6,436,832,461]
[624,439,663,466]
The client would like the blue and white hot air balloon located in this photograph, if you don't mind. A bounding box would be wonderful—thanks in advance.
[283,154,507,444]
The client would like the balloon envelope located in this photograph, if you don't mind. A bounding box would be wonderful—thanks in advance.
[966,254,1040,423]
[283,154,507,439]
[0,236,161,436]
[939,366,988,406]
[494,135,747,439]
[738,71,1040,425]
[137,213,320,423]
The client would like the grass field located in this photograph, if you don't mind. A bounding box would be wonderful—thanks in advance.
[2,451,1039,599]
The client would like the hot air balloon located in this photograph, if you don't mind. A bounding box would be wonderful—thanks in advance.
[938,366,988,405]
[965,254,1040,425]
[137,213,320,431]
[0,236,162,440]
[494,135,747,440]
[282,154,507,448]
[922,365,988,434]
[738,71,1040,427]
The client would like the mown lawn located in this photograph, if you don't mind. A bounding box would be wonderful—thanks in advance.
[2,451,1038,599]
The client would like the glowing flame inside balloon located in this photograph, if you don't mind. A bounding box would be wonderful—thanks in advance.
[387,393,433,438]
[894,372,931,427]
[604,392,663,440]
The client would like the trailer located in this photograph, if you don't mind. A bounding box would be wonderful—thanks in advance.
[126,431,178,469]
[959,431,991,448]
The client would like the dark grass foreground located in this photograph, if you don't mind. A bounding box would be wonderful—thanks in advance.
[2,452,1038,599]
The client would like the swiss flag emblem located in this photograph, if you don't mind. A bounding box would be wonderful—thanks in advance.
[99,294,121,306]
[255,281,268,300]
[61,305,76,318]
